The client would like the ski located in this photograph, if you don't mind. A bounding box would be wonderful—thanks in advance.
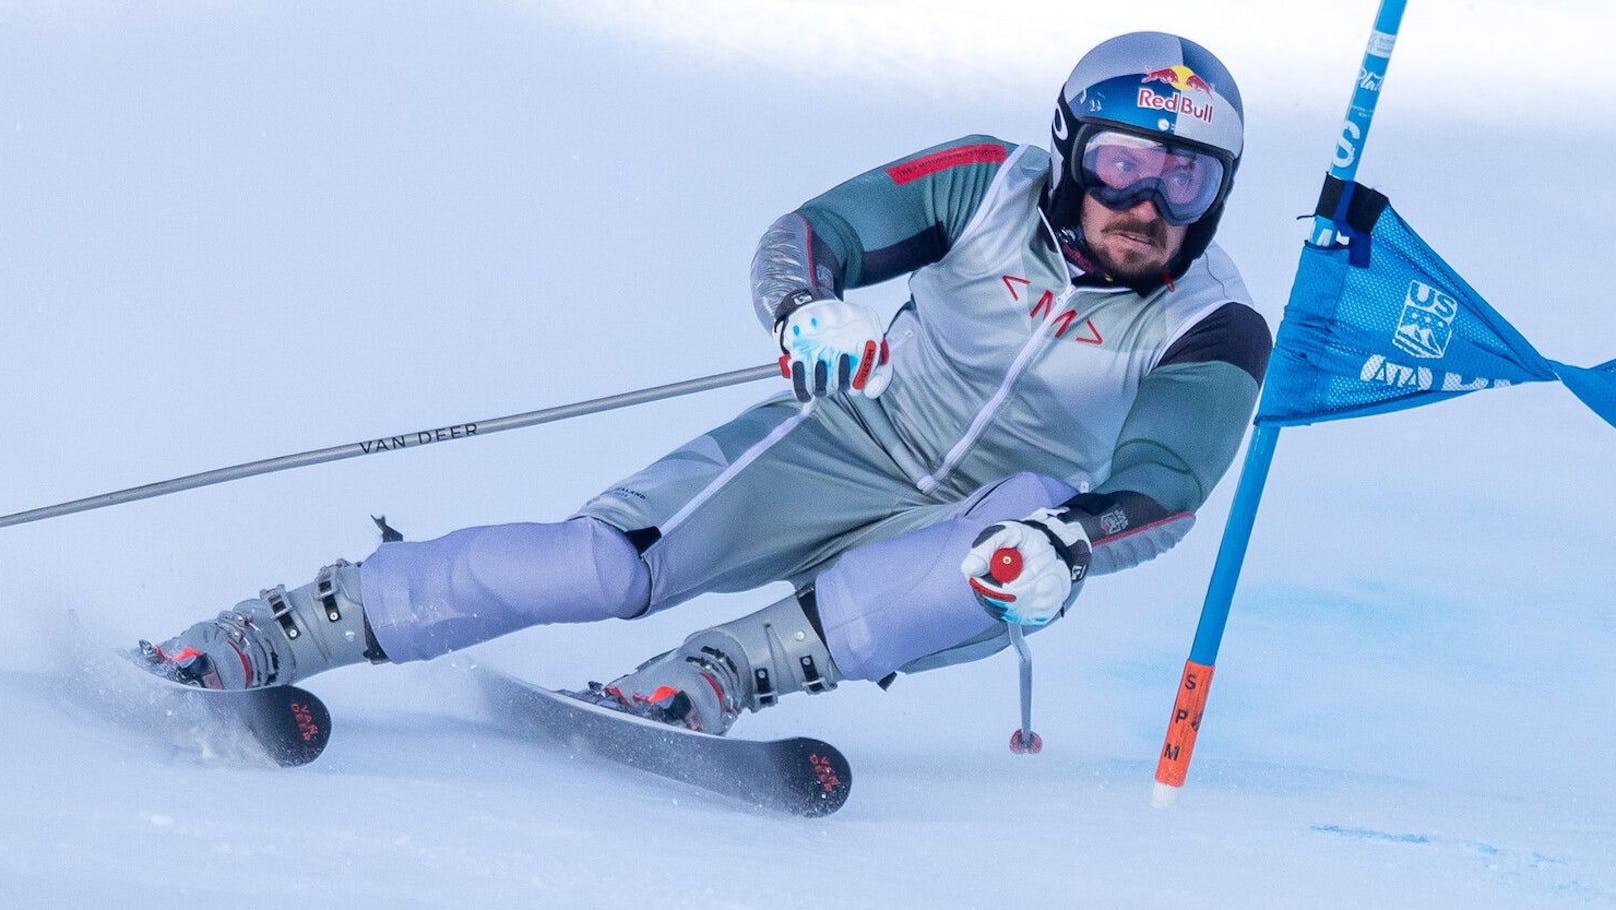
[126,670,333,767]
[60,612,334,768]
[83,648,333,768]
[478,669,852,817]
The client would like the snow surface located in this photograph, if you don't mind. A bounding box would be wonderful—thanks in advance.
[3,1,1613,907]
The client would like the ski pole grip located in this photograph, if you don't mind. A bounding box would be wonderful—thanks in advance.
[989,547,1023,583]
[1152,659,1215,807]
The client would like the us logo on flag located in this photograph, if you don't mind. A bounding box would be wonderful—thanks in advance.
[1392,280,1458,360]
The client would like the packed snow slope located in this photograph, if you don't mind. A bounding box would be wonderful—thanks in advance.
[2,2,1612,907]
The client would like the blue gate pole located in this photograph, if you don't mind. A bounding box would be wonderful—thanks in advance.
[1152,0,1410,807]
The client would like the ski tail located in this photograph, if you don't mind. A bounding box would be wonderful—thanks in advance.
[479,669,851,817]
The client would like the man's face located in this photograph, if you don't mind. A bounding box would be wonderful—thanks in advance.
[1078,193,1188,281]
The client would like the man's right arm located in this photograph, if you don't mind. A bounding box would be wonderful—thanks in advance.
[751,136,1016,330]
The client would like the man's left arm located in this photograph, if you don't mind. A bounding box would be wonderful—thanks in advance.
[1071,301,1272,574]
[962,303,1271,623]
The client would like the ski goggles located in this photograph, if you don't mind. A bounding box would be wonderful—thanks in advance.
[1078,129,1230,226]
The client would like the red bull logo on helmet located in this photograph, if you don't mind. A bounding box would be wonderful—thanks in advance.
[1138,65,1215,123]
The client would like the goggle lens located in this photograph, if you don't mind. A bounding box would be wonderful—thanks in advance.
[1079,130,1226,225]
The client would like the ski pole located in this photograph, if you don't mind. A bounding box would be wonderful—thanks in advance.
[1,363,780,530]
[1006,623,1042,754]
[1151,0,1409,808]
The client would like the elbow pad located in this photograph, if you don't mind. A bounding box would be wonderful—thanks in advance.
[751,212,841,330]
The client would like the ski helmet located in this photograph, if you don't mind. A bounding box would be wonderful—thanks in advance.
[1047,32,1244,280]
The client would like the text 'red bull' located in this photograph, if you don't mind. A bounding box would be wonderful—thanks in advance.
[1136,87,1214,123]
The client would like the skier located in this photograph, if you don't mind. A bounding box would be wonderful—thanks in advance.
[142,31,1271,737]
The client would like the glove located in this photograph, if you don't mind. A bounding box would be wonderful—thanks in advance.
[776,294,892,402]
[960,508,1092,626]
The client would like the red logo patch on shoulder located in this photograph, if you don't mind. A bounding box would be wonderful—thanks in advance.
[885,143,1008,185]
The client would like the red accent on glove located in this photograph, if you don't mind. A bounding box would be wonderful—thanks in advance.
[850,340,877,390]
[778,354,792,378]
[968,576,1016,602]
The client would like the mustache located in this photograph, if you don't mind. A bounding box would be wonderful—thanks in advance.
[1103,218,1166,245]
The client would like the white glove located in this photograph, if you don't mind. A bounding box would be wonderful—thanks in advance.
[960,508,1092,626]
[777,297,892,402]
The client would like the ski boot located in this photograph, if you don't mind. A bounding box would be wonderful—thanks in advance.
[139,560,386,689]
[591,590,841,735]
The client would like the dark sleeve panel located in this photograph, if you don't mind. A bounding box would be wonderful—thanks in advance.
[1158,302,1273,384]
[796,135,1015,292]
[859,223,951,287]
[1059,490,1172,542]
[1057,490,1197,576]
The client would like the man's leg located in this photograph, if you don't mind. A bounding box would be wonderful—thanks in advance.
[602,472,1079,731]
[142,517,651,689]
[813,472,1081,683]
[142,396,903,690]
[357,518,652,662]
[591,591,836,734]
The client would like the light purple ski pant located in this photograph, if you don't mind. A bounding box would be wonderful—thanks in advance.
[360,473,1073,681]
[359,396,1077,680]
[360,518,652,663]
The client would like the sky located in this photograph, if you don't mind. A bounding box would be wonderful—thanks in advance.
[1,2,1612,907]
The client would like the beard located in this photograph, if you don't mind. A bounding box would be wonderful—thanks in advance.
[1087,214,1175,280]
[1047,182,1191,283]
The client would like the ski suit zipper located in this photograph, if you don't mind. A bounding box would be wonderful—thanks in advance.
[915,282,1077,495]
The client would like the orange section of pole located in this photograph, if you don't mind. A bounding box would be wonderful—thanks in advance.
[1153,660,1215,795]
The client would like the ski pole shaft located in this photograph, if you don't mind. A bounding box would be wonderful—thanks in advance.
[1,363,780,530]
[1009,623,1034,739]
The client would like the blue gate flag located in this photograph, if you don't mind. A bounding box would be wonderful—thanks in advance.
[1257,179,1616,428]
